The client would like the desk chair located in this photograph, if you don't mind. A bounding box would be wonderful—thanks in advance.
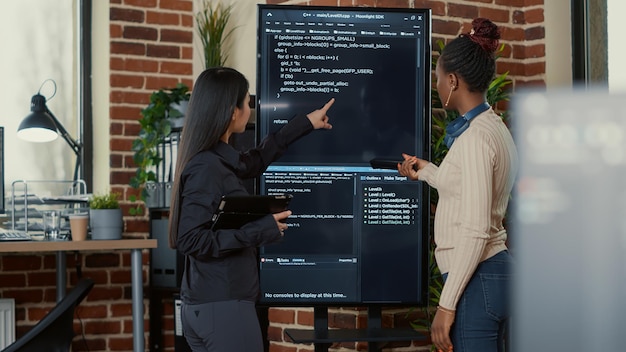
[1,278,94,352]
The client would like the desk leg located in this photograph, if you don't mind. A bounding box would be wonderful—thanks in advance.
[56,251,66,302]
[131,248,144,352]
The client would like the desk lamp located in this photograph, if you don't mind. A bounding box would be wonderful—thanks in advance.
[17,80,83,181]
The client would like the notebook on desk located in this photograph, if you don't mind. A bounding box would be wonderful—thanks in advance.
[0,228,32,241]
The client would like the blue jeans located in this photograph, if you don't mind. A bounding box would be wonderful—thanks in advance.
[443,250,512,352]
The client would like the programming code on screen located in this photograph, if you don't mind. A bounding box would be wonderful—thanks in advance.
[256,5,431,305]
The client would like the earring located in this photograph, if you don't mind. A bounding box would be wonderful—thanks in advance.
[444,86,455,107]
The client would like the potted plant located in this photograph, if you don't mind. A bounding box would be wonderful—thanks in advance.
[196,0,237,68]
[129,83,190,215]
[89,191,123,240]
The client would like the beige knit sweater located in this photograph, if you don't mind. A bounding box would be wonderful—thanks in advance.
[418,108,518,310]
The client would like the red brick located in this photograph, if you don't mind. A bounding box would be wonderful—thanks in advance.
[432,19,462,36]
[110,7,145,23]
[84,320,123,335]
[2,255,43,271]
[111,269,133,284]
[500,26,525,41]
[525,25,545,40]
[123,25,158,41]
[525,8,544,24]
[125,122,142,136]
[181,13,194,27]
[496,0,524,6]
[267,325,286,343]
[146,44,180,58]
[126,0,157,7]
[523,61,546,76]
[125,218,150,233]
[5,289,44,304]
[447,3,480,19]
[182,46,193,60]
[415,1,446,16]
[512,10,525,24]
[111,90,151,105]
[110,106,142,120]
[111,74,145,89]
[76,304,108,318]
[269,308,296,324]
[479,7,511,23]
[161,61,193,75]
[27,271,56,287]
[145,76,186,90]
[160,0,192,11]
[512,43,545,59]
[0,273,27,287]
[297,309,314,325]
[146,10,180,26]
[110,302,133,316]
[86,253,122,268]
[111,41,146,56]
[310,0,341,6]
[161,28,193,43]
[329,312,357,329]
[110,24,123,38]
[110,138,133,151]
[111,171,135,187]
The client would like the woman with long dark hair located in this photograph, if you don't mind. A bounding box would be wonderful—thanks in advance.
[168,67,334,351]
[398,18,518,352]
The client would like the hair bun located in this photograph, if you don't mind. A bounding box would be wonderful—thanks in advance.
[469,18,500,53]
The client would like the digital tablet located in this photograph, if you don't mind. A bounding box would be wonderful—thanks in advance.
[211,194,293,230]
[369,158,402,170]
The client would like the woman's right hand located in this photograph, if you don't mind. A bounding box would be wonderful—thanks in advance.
[306,98,335,130]
[397,153,427,181]
[273,210,292,236]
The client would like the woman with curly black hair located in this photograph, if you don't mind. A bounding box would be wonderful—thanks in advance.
[398,18,518,352]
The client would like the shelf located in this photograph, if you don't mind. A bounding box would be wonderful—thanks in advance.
[286,327,426,344]
[8,180,88,234]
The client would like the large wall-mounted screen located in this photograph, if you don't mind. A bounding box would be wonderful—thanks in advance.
[256,5,432,306]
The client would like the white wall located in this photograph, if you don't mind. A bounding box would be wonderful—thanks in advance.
[544,0,573,88]
[0,0,76,188]
[91,0,111,194]
[608,0,626,91]
[192,0,265,93]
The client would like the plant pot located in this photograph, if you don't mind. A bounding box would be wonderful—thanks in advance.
[169,101,188,130]
[90,208,123,240]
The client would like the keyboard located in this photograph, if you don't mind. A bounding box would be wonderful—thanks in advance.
[0,229,32,241]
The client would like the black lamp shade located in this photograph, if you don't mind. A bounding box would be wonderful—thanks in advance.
[17,93,59,142]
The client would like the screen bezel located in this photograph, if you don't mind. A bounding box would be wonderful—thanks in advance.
[255,4,432,307]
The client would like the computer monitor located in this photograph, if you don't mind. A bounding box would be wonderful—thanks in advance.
[256,5,432,306]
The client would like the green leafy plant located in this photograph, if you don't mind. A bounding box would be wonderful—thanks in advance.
[129,84,190,215]
[89,191,121,209]
[410,41,513,347]
[196,0,237,68]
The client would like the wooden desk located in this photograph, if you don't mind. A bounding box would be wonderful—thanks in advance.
[0,239,157,352]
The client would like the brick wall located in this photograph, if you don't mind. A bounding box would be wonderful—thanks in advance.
[0,0,545,351]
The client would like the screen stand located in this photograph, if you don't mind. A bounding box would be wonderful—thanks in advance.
[285,306,427,352]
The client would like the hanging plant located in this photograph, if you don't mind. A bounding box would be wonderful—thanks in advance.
[129,84,190,215]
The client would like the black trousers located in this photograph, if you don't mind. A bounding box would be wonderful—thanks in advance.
[181,300,263,352]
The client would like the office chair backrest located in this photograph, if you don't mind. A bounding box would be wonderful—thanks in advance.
[1,278,94,352]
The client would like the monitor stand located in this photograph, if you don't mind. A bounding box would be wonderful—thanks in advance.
[285,306,427,352]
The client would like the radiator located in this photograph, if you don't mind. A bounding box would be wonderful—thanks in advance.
[0,298,15,349]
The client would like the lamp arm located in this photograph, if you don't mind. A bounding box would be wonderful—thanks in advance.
[45,107,82,156]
